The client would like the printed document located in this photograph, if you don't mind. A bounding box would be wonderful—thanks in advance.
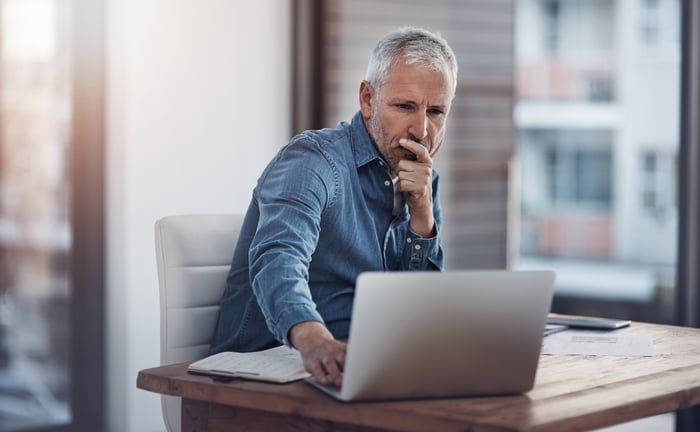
[542,330,654,357]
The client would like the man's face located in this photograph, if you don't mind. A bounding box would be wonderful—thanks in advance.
[360,61,453,176]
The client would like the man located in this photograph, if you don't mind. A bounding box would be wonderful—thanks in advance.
[210,27,458,387]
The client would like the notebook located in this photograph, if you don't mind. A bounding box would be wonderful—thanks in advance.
[307,269,555,402]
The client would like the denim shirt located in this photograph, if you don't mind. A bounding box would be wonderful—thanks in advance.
[209,111,444,354]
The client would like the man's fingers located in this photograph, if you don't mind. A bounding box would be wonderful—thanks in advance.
[396,164,432,194]
[398,138,431,163]
[305,359,329,385]
[307,356,343,387]
[321,357,344,387]
[299,338,347,387]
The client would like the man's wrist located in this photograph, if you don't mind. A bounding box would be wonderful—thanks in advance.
[409,215,436,238]
[289,320,332,351]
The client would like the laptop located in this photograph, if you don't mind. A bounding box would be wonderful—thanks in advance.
[307,269,555,402]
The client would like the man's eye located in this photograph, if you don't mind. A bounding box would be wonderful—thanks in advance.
[429,109,444,116]
[395,103,412,110]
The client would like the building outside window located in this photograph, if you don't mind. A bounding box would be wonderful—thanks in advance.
[0,0,73,429]
[515,0,680,324]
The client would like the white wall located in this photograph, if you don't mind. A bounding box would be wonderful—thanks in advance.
[106,1,291,430]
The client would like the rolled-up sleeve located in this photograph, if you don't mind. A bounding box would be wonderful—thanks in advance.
[248,137,337,346]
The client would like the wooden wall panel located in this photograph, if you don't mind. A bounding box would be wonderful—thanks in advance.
[321,0,515,270]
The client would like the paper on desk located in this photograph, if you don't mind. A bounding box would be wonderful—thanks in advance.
[542,330,655,357]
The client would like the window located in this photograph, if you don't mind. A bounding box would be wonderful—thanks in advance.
[546,148,612,207]
[0,0,73,428]
[0,0,105,429]
[516,0,679,326]
[641,150,677,220]
[544,0,560,54]
[540,135,612,209]
[640,0,681,48]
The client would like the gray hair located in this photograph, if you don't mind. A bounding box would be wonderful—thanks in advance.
[365,27,458,95]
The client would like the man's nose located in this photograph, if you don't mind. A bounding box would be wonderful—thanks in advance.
[409,111,428,141]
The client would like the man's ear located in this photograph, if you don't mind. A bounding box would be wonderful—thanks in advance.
[359,80,375,120]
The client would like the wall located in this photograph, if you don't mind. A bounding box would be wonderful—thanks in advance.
[106,1,291,430]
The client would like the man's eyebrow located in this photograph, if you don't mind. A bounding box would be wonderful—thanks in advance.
[388,97,417,105]
[387,98,447,111]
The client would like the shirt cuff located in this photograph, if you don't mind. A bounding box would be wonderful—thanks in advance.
[405,227,442,269]
[271,304,324,347]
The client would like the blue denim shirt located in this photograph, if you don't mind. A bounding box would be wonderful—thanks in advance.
[209,111,444,354]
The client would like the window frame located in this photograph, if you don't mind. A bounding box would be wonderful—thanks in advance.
[67,0,106,430]
[675,0,700,430]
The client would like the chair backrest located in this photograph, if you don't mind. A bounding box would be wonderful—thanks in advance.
[154,214,243,432]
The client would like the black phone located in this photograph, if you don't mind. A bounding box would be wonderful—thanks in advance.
[547,315,631,330]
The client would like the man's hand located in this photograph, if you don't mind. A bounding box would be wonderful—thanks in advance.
[289,321,347,387]
[396,138,436,237]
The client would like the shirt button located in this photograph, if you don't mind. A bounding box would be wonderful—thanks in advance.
[384,180,391,187]
[379,161,385,167]
[406,237,412,243]
[414,244,422,251]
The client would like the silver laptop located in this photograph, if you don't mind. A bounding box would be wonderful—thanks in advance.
[307,269,555,402]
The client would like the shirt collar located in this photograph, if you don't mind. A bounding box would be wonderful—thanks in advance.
[349,110,385,169]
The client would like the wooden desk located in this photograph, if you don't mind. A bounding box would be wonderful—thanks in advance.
[137,321,700,431]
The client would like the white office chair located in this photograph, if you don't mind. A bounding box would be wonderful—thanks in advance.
[154,214,244,432]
